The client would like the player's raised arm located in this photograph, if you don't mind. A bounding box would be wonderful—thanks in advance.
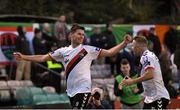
[13,52,52,62]
[99,34,132,57]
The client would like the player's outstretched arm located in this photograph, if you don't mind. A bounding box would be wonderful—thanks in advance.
[99,34,132,57]
[121,68,154,85]
[13,52,51,62]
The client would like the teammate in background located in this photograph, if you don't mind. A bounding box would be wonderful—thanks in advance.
[121,36,170,109]
[13,23,132,109]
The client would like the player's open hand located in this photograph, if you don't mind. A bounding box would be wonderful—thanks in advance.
[13,52,23,61]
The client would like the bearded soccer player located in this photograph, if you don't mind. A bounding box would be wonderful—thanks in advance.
[14,23,132,109]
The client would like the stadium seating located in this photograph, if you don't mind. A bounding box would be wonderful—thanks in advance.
[0,90,11,101]
[19,80,33,87]
[29,87,44,95]
[0,81,8,89]
[46,93,64,104]
[15,87,33,105]
[7,80,21,89]
[59,93,70,103]
[32,94,49,105]
[15,86,70,107]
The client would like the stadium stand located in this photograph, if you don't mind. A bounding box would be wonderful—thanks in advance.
[0,80,70,109]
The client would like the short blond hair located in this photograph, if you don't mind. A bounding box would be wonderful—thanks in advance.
[133,36,148,46]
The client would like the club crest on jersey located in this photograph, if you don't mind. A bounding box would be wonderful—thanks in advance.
[79,53,85,58]
[65,58,69,64]
[95,47,100,51]
[143,59,150,67]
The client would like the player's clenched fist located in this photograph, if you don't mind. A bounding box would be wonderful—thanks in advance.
[13,52,23,61]
[124,34,133,45]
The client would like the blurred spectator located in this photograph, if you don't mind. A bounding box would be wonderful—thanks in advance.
[54,15,69,47]
[101,23,116,50]
[163,26,179,83]
[114,59,143,109]
[0,65,7,77]
[116,44,137,75]
[166,80,178,98]
[137,29,149,37]
[164,26,178,54]
[42,23,53,41]
[147,27,161,57]
[159,46,178,98]
[174,35,180,70]
[87,87,112,109]
[174,31,180,93]
[37,42,63,93]
[42,23,56,52]
[159,46,173,87]
[15,26,31,80]
[170,53,178,82]
[33,28,48,73]
[47,42,64,73]
[33,28,48,55]
[89,25,103,48]
[101,23,117,75]
[174,38,180,93]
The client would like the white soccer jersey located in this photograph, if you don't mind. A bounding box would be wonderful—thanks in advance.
[140,50,170,103]
[49,44,102,97]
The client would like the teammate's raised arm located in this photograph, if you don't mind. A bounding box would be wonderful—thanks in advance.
[99,34,132,57]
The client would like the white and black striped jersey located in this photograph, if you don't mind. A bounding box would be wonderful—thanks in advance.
[140,50,170,103]
[49,44,102,97]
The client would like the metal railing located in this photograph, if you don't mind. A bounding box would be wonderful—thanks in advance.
[33,62,66,93]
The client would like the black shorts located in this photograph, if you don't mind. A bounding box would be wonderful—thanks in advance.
[143,98,169,109]
[69,93,91,109]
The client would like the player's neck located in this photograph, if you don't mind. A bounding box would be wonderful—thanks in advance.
[124,73,130,77]
[140,47,148,56]
[71,43,81,48]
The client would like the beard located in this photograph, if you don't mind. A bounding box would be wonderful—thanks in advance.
[71,40,82,46]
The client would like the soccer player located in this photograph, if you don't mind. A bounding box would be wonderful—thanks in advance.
[121,36,170,109]
[13,23,132,109]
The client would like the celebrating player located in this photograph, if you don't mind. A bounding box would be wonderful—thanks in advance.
[121,36,170,109]
[14,23,132,109]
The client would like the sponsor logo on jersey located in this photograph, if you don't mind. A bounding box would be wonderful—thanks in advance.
[95,47,100,51]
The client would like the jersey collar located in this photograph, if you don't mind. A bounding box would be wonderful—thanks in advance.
[70,44,82,49]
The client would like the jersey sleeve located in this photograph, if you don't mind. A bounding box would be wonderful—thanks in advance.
[140,55,155,71]
[48,48,64,62]
[86,46,102,60]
